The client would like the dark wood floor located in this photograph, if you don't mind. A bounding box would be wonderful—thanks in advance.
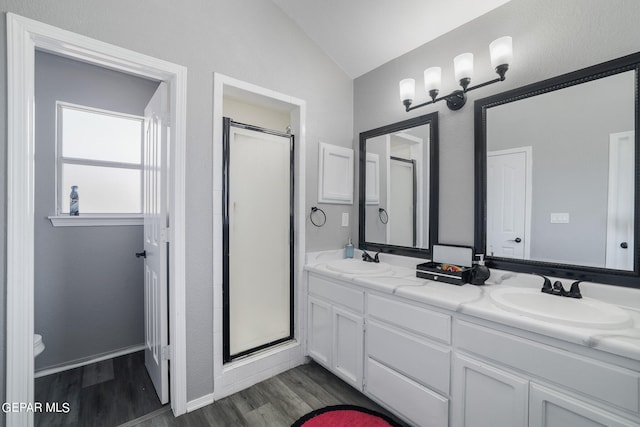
[129,362,406,427]
[35,351,163,427]
[36,352,406,427]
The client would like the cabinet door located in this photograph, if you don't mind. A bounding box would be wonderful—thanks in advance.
[307,297,331,368]
[530,383,638,427]
[452,353,528,427]
[332,306,363,389]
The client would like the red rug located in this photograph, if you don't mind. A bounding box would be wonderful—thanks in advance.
[292,405,402,427]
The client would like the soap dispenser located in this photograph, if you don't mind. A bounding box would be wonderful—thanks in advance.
[345,237,354,259]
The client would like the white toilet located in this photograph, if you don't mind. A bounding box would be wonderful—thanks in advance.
[34,334,45,358]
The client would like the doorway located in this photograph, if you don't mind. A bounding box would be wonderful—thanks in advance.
[212,73,306,401]
[6,13,188,425]
[486,147,532,259]
[388,156,417,247]
[606,131,635,270]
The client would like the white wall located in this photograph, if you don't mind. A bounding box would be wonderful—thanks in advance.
[0,0,354,403]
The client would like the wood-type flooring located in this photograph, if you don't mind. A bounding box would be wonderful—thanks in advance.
[35,351,407,426]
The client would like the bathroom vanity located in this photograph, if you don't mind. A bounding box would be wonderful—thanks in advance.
[304,252,640,427]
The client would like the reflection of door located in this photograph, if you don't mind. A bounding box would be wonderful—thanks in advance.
[388,157,416,247]
[606,131,635,270]
[487,147,531,259]
[143,83,169,404]
[223,119,294,362]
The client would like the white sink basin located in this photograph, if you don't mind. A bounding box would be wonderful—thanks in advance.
[325,258,391,275]
[489,287,633,330]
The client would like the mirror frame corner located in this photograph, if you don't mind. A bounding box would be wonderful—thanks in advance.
[474,52,640,288]
[359,112,439,258]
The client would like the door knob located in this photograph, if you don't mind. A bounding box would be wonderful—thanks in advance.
[511,237,522,243]
[135,250,147,258]
[620,242,628,249]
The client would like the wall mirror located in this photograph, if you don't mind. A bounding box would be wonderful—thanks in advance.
[475,52,640,287]
[359,113,439,257]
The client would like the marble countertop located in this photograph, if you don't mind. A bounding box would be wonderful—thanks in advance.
[305,250,640,363]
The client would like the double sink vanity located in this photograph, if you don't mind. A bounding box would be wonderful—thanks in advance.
[304,252,640,427]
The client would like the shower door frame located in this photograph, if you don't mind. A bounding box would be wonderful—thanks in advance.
[222,118,295,363]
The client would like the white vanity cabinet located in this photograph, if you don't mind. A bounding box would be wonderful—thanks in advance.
[307,274,364,390]
[454,319,640,427]
[451,353,529,427]
[365,293,451,427]
[529,383,639,427]
[304,267,640,427]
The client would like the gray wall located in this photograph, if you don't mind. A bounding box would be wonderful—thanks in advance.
[354,0,640,251]
[34,51,159,370]
[1,0,353,403]
[487,72,634,267]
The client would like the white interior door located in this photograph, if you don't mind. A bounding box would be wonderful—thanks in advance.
[227,123,292,358]
[606,131,635,270]
[143,83,169,404]
[487,148,531,259]
[388,158,415,247]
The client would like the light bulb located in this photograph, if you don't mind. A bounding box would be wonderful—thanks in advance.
[454,53,474,82]
[490,36,513,69]
[399,78,415,103]
[423,67,442,92]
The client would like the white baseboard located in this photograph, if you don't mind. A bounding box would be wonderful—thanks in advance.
[34,344,145,378]
[186,393,215,412]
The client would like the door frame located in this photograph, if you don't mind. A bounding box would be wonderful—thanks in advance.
[388,156,417,247]
[211,73,306,402]
[6,13,188,425]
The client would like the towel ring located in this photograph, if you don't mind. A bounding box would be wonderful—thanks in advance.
[378,208,389,224]
[310,206,327,227]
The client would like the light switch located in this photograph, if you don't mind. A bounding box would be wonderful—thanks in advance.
[550,212,570,223]
[342,212,349,227]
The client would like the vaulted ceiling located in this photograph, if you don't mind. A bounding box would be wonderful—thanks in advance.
[270,0,513,78]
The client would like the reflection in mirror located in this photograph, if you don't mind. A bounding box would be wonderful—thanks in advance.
[360,113,438,257]
[476,52,640,287]
[487,71,634,269]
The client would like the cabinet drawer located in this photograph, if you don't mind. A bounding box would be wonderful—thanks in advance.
[366,358,448,427]
[454,320,640,413]
[309,274,364,313]
[368,321,450,394]
[368,294,451,344]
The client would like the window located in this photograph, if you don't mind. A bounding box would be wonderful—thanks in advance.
[56,103,144,215]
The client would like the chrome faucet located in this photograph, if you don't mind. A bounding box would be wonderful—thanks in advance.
[362,250,380,263]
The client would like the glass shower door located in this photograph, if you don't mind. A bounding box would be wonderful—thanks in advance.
[223,118,294,362]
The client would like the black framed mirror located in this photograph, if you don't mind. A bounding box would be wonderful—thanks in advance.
[475,52,640,288]
[359,113,439,258]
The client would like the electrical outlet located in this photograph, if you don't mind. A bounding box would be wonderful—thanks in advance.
[342,212,349,227]
[550,212,570,223]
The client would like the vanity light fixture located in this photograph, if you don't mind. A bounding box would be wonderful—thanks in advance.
[400,36,513,112]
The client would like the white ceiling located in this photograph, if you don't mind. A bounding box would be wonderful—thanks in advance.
[270,0,512,78]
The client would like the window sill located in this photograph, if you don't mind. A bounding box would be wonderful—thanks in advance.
[48,215,143,227]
